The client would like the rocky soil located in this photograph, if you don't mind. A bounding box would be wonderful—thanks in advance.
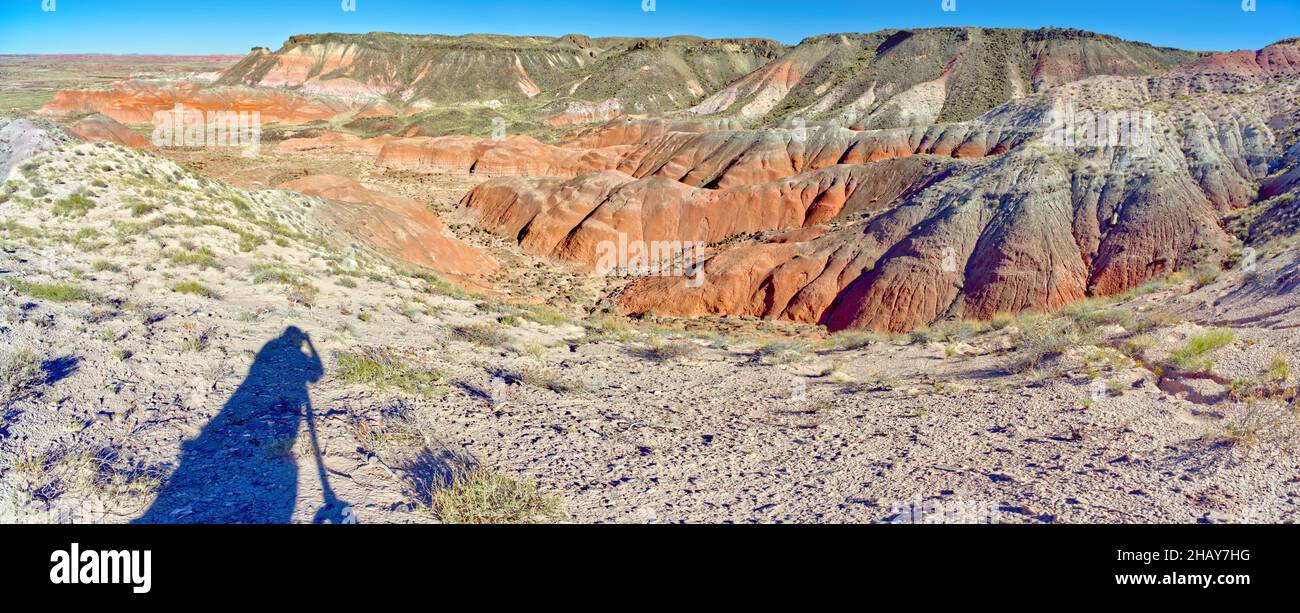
[1,118,1297,523]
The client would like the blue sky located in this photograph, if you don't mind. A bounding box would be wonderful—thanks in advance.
[1,0,1296,55]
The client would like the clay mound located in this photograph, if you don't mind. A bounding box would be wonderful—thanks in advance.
[461,157,953,266]
[560,117,744,147]
[354,99,400,119]
[39,82,350,124]
[612,122,1027,189]
[67,114,158,151]
[386,120,1022,186]
[377,135,631,175]
[276,131,398,155]
[543,99,623,128]
[454,49,1293,332]
[279,175,497,278]
[617,145,1235,332]
[1186,39,1300,77]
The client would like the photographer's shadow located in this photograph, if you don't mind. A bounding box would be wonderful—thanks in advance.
[135,326,350,524]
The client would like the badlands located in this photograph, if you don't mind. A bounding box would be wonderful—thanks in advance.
[1,27,1298,523]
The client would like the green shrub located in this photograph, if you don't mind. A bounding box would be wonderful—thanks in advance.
[167,246,221,270]
[129,200,160,217]
[336,351,443,396]
[1266,354,1290,383]
[8,279,98,302]
[250,262,302,285]
[1170,329,1237,373]
[754,340,806,364]
[170,281,220,299]
[52,193,95,218]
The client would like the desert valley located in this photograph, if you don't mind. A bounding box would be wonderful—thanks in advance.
[1,27,1298,524]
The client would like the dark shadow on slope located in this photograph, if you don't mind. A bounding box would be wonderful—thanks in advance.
[135,326,345,524]
[41,355,80,385]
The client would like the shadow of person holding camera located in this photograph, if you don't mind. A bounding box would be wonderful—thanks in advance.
[136,326,351,523]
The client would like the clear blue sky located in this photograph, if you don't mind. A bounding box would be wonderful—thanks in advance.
[1,0,1296,55]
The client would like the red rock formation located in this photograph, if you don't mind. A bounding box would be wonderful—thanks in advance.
[614,144,1236,332]
[39,82,350,125]
[543,99,623,128]
[462,157,950,267]
[1186,39,1300,77]
[276,132,398,155]
[279,175,497,278]
[67,114,158,151]
[610,123,1026,189]
[560,117,743,147]
[377,135,630,175]
[381,122,1023,186]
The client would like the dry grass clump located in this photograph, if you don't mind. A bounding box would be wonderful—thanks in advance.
[1170,329,1237,373]
[8,279,99,303]
[452,323,511,348]
[1007,317,1094,373]
[640,335,700,362]
[336,350,445,397]
[424,470,564,524]
[1,347,44,400]
[754,339,807,364]
[170,280,220,299]
[824,330,880,351]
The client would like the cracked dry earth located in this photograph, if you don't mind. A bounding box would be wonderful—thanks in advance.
[2,131,1299,524]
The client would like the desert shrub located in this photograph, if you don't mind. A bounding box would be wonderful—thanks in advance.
[0,347,44,399]
[91,260,123,273]
[167,246,221,270]
[1192,266,1221,289]
[52,193,94,218]
[515,304,573,327]
[641,336,699,362]
[1265,353,1291,383]
[452,324,510,347]
[285,281,319,307]
[579,315,635,343]
[8,279,97,302]
[988,313,1016,330]
[250,262,303,285]
[1063,301,1137,329]
[1008,317,1090,373]
[754,340,806,363]
[1137,310,1181,331]
[1170,329,1237,373]
[407,269,472,298]
[930,319,981,342]
[129,200,160,217]
[336,351,444,397]
[170,281,220,299]
[425,470,564,524]
[827,330,880,351]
